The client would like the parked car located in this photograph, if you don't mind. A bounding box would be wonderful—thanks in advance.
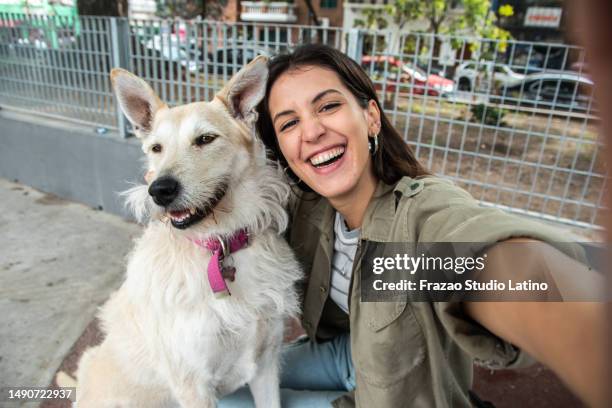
[206,47,273,75]
[144,34,202,73]
[361,55,455,96]
[454,61,526,92]
[416,61,447,77]
[512,44,568,74]
[501,72,594,112]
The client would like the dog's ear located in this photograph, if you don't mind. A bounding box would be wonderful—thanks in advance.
[217,55,268,124]
[110,68,166,138]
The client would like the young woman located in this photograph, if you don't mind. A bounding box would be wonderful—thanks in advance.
[220,44,605,407]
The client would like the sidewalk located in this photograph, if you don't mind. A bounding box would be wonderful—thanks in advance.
[0,178,583,408]
[0,178,140,407]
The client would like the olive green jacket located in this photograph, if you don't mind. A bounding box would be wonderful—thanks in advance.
[288,176,581,408]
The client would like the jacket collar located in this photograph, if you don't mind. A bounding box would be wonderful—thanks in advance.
[300,177,423,242]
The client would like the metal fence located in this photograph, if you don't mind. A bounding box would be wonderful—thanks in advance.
[0,13,606,230]
[0,14,117,128]
[356,31,605,230]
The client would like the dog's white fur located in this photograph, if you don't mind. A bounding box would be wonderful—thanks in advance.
[75,57,302,407]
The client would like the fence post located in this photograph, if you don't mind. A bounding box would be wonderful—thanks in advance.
[345,28,363,63]
[110,17,130,138]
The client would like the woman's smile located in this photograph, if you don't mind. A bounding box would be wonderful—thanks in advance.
[306,144,346,174]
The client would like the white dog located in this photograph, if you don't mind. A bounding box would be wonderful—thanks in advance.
[74,57,302,407]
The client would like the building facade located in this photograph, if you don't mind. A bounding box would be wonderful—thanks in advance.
[239,0,344,27]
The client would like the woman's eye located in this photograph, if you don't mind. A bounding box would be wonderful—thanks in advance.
[194,133,217,146]
[320,102,340,112]
[280,119,298,132]
[151,144,162,153]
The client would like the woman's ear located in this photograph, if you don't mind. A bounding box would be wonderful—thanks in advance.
[366,99,382,135]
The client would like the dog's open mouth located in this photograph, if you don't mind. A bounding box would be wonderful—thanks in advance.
[166,183,228,229]
[168,208,206,229]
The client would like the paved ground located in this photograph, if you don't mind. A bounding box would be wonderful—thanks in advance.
[0,178,584,407]
[0,178,140,407]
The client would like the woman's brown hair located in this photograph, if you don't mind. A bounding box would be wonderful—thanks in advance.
[256,43,429,192]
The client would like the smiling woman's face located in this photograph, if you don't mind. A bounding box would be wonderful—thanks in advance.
[268,65,380,202]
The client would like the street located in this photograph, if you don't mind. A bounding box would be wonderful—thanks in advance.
[0,178,140,407]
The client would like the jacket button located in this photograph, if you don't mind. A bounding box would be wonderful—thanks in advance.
[320,286,327,294]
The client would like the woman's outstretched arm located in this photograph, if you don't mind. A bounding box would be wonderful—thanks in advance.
[464,239,607,407]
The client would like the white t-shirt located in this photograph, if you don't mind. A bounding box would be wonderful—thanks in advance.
[330,212,359,314]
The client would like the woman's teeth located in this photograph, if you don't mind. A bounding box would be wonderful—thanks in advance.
[309,146,345,167]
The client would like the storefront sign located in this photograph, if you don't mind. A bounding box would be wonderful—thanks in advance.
[524,7,563,28]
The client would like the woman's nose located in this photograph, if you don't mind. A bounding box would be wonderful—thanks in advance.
[301,115,325,143]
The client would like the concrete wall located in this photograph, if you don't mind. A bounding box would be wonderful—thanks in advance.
[0,110,144,219]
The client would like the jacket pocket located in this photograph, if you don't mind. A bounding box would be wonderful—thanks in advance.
[352,301,426,388]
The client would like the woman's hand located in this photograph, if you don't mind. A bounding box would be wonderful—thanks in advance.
[464,238,607,407]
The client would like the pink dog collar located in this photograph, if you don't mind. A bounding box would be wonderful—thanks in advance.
[191,229,249,298]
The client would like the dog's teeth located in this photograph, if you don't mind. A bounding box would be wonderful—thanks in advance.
[190,208,196,215]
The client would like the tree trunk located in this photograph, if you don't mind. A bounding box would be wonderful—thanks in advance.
[77,0,127,17]
[304,0,320,26]
[431,20,441,63]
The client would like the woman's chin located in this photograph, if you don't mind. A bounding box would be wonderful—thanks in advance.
[309,181,355,200]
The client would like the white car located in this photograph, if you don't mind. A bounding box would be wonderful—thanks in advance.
[501,72,594,112]
[454,61,526,92]
[144,34,201,73]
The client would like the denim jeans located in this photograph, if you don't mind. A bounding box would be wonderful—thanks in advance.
[218,334,355,408]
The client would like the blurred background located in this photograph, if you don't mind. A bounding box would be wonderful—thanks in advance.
[0,0,604,232]
[0,1,606,407]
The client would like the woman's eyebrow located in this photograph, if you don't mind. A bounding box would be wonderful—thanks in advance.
[311,89,341,104]
[272,89,342,125]
[273,109,294,125]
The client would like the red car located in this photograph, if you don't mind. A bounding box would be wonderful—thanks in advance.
[361,55,455,96]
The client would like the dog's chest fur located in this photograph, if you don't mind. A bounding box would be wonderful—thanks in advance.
[97,222,299,394]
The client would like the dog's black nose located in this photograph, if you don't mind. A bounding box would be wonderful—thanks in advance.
[148,176,180,206]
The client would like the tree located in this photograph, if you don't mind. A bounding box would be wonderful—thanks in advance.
[380,0,452,35]
[359,0,514,55]
[354,7,389,31]
[447,0,513,46]
[354,8,389,53]
[385,0,513,37]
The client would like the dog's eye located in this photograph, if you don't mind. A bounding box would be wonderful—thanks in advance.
[151,144,162,153]
[194,134,217,147]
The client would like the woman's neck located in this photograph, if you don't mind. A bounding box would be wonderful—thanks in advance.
[329,171,378,230]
